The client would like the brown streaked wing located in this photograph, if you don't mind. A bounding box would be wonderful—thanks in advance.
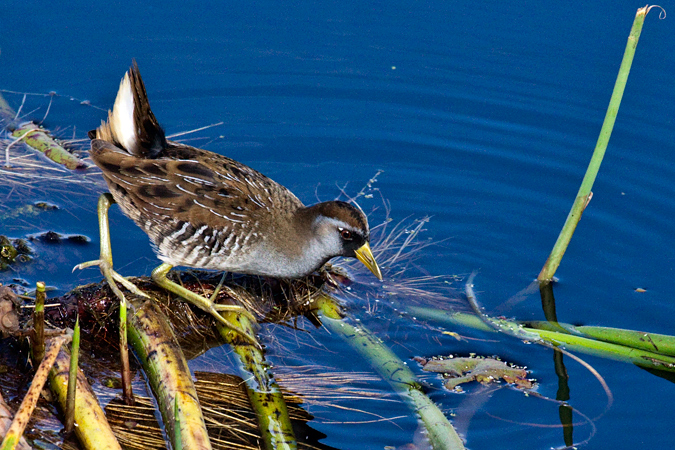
[90,140,303,233]
[162,143,304,220]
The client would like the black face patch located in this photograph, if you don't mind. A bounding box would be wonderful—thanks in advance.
[340,232,367,257]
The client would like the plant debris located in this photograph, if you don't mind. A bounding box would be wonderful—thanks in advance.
[0,236,32,270]
[27,231,89,245]
[415,355,534,391]
[0,202,59,222]
[0,286,20,337]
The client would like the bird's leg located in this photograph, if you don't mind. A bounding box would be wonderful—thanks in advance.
[74,193,149,301]
[73,193,137,404]
[151,263,260,347]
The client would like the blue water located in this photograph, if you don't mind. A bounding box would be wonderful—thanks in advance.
[3,1,675,448]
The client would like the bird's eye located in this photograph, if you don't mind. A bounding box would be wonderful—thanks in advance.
[339,228,352,240]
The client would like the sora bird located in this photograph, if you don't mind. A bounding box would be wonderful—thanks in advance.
[79,62,382,345]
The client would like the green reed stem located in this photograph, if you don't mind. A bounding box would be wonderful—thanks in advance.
[65,316,80,433]
[32,282,46,366]
[538,6,649,282]
[217,313,297,450]
[174,397,183,450]
[528,322,675,358]
[126,299,212,450]
[49,343,122,450]
[315,294,466,450]
[409,307,675,372]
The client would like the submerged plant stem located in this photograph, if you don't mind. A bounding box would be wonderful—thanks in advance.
[538,6,649,282]
[126,298,212,450]
[217,313,297,450]
[410,307,675,372]
[314,294,466,450]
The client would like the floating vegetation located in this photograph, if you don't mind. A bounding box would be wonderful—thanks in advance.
[0,236,32,271]
[0,90,88,171]
[415,355,534,391]
[27,231,90,245]
[0,201,58,222]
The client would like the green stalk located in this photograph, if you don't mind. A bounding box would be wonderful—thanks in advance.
[410,307,675,372]
[174,397,183,450]
[32,282,46,366]
[217,313,297,450]
[49,346,122,450]
[525,327,675,370]
[538,6,649,282]
[65,316,81,433]
[126,299,212,450]
[528,322,675,357]
[314,295,466,450]
[119,297,134,406]
[409,307,494,333]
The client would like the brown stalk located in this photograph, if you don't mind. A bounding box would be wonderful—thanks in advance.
[0,333,71,450]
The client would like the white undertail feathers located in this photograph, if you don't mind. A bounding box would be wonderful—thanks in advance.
[95,72,138,154]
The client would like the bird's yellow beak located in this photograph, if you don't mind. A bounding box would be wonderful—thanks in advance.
[354,242,383,280]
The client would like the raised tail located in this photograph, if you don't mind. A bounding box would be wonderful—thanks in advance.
[89,61,167,158]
